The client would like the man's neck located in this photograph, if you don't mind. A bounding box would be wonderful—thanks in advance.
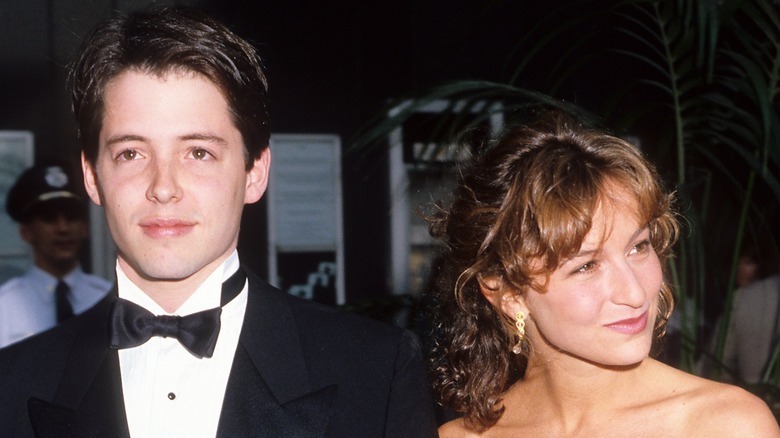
[124,269,214,313]
[116,252,237,313]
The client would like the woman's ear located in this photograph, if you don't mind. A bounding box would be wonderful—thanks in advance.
[479,276,529,319]
[478,275,502,307]
[499,293,528,321]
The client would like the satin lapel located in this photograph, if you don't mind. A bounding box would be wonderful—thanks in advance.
[27,295,130,438]
[217,272,336,437]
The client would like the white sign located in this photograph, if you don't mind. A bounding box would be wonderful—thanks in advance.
[0,131,34,283]
[267,134,344,305]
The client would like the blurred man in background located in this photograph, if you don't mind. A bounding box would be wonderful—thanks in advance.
[0,162,112,348]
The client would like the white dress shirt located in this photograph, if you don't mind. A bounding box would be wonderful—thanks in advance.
[0,265,112,348]
[117,251,248,438]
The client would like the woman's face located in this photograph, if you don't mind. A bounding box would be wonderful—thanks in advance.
[522,193,663,368]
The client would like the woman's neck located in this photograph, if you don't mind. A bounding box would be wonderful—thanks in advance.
[514,355,653,428]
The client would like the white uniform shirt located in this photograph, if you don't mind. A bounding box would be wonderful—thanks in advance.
[117,251,248,438]
[0,265,112,348]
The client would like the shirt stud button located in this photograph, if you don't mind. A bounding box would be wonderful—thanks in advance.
[168,392,176,400]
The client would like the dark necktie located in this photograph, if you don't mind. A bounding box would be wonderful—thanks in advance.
[55,279,74,322]
[109,267,246,358]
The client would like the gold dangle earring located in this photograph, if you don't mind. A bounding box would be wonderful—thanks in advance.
[512,311,526,354]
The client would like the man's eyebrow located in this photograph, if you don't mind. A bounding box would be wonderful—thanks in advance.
[104,134,146,146]
[103,133,229,146]
[179,133,228,144]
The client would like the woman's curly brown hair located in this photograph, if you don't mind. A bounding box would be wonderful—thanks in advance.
[428,110,679,431]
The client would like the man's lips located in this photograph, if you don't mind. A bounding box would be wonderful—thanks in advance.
[51,239,80,250]
[604,311,648,335]
[139,219,196,238]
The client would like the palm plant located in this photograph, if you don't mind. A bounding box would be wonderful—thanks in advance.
[351,0,780,390]
[617,0,780,380]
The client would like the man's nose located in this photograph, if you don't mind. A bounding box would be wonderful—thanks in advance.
[146,158,183,203]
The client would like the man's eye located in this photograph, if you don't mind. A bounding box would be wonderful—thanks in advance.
[191,148,210,160]
[118,149,138,161]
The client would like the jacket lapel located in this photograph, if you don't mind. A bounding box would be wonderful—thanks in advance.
[217,272,336,437]
[27,295,130,438]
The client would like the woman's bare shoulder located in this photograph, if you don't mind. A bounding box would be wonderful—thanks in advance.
[689,380,779,436]
[656,365,779,436]
[439,418,482,438]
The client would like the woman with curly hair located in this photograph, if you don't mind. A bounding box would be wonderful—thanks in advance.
[431,110,779,436]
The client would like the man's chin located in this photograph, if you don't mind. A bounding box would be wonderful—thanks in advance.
[49,257,80,271]
[49,244,80,256]
[133,264,200,283]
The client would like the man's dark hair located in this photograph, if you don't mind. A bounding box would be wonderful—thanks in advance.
[70,7,270,170]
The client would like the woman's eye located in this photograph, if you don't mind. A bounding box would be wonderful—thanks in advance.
[629,240,651,255]
[573,261,597,274]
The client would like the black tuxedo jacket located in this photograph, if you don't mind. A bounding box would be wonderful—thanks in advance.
[0,269,438,437]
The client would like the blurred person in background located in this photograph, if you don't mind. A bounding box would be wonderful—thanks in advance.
[712,236,780,387]
[0,162,112,348]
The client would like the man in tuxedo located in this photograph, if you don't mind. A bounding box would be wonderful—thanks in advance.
[0,7,437,437]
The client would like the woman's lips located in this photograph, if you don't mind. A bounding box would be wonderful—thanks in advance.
[605,311,648,335]
[139,219,195,238]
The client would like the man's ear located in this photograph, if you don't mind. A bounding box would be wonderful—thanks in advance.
[19,224,32,244]
[81,152,102,206]
[479,276,528,320]
[244,147,271,204]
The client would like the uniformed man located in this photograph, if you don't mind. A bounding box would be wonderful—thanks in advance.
[0,162,112,348]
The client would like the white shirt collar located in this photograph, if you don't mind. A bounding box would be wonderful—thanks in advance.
[28,265,84,299]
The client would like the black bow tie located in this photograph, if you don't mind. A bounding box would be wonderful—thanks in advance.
[109,267,246,358]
